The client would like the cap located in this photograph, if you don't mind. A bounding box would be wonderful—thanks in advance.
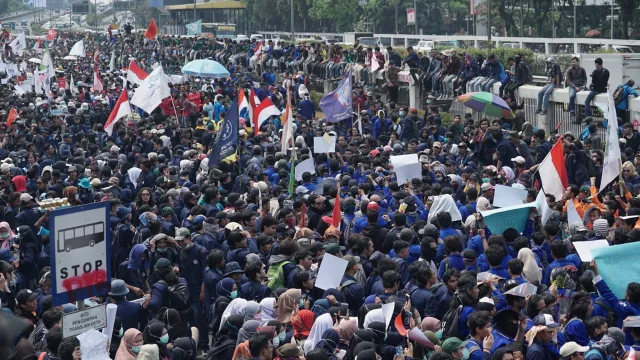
[441,338,464,354]
[20,193,33,203]
[559,342,589,357]
[108,279,129,296]
[295,185,310,195]
[257,235,274,246]
[324,242,345,255]
[223,262,244,277]
[67,165,77,173]
[225,222,243,231]
[296,238,311,250]
[154,258,171,270]
[162,207,175,216]
[366,201,380,211]
[511,156,525,165]
[116,206,132,222]
[309,241,324,253]
[110,145,121,152]
[16,289,38,305]
[192,215,205,225]
[278,343,303,358]
[175,227,191,241]
[343,255,360,267]
[369,149,380,157]
[481,183,495,191]
[579,185,590,193]
[78,178,92,189]
[533,313,559,328]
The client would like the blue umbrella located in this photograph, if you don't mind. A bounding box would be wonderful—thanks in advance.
[181,59,230,78]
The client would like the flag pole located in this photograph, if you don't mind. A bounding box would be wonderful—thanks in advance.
[170,96,179,123]
[619,158,624,198]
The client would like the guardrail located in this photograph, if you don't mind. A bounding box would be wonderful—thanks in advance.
[258,31,640,55]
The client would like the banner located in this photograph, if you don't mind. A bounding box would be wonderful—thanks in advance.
[481,203,536,235]
[186,20,202,35]
[320,69,352,122]
[592,242,640,299]
[209,98,239,166]
[407,8,416,25]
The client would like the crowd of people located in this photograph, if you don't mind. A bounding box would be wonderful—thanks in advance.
[0,26,639,360]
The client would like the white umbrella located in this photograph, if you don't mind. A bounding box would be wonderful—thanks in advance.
[63,55,77,61]
[28,58,41,64]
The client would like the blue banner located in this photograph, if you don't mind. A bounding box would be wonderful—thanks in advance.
[592,242,640,299]
[209,98,239,166]
[186,20,202,35]
[320,69,352,122]
[481,203,537,236]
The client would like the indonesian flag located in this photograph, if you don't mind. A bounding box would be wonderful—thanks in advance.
[144,19,158,41]
[5,107,17,127]
[46,29,57,41]
[238,89,249,121]
[538,138,568,202]
[93,46,99,63]
[33,37,41,50]
[281,90,293,153]
[331,192,341,228]
[93,64,103,92]
[253,96,281,131]
[126,60,148,85]
[254,42,262,57]
[105,90,131,135]
[248,88,260,127]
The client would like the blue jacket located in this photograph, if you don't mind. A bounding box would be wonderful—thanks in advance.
[114,298,147,332]
[410,287,438,318]
[438,253,466,281]
[562,318,589,346]
[179,243,208,296]
[240,279,273,303]
[594,275,640,344]
[192,232,219,252]
[393,257,409,285]
[341,274,364,315]
[615,85,639,110]
[466,338,490,360]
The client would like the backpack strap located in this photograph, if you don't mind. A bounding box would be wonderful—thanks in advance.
[339,279,357,291]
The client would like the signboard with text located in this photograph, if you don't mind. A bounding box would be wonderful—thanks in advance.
[407,8,416,25]
[62,304,107,338]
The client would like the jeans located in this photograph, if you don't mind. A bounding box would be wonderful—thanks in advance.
[568,87,577,112]
[190,299,209,349]
[469,77,485,92]
[537,83,557,110]
[443,74,456,95]
[584,90,600,117]
[482,78,499,92]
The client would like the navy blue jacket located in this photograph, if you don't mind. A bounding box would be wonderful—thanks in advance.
[240,279,273,302]
[410,287,438,318]
[341,274,364,315]
[114,298,147,331]
[179,243,208,297]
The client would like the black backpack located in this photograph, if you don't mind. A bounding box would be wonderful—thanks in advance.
[595,298,619,328]
[158,281,191,312]
[440,305,462,340]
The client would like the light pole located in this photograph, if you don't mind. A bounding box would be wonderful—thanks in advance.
[413,0,417,34]
[290,0,294,36]
[573,0,576,38]
[610,2,613,39]
[487,0,492,49]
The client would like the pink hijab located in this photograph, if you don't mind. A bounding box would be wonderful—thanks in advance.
[115,328,142,360]
[0,222,15,249]
[420,317,442,332]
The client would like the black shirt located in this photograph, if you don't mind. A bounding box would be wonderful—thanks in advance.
[590,67,610,92]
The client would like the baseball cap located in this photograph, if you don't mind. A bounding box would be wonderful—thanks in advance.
[161,207,175,216]
[481,183,495,191]
[16,289,38,305]
[296,238,311,250]
[257,235,274,246]
[366,201,380,211]
[154,258,172,270]
[559,342,589,357]
[175,228,191,241]
[511,156,525,165]
[324,242,345,255]
[441,338,464,354]
[533,313,559,328]
[225,222,243,231]
[192,215,206,225]
[343,255,360,268]
[295,185,310,195]
[20,193,33,203]
[369,149,380,157]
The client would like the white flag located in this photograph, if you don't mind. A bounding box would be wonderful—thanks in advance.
[70,74,78,95]
[69,39,85,57]
[41,47,55,80]
[600,88,622,192]
[535,189,553,226]
[130,65,171,114]
[9,33,26,54]
[109,50,115,72]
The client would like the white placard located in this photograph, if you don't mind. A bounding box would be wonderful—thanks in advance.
[390,154,421,185]
[573,240,610,262]
[535,189,552,226]
[315,253,348,291]
[381,302,395,329]
[295,158,316,181]
[567,200,582,226]
[62,304,107,338]
[493,184,528,208]
[313,135,336,153]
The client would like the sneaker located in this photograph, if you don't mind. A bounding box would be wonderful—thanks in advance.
[535,109,542,114]
[540,110,547,115]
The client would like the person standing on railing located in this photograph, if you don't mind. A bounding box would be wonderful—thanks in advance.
[535,57,562,116]
[616,81,640,125]
[583,58,609,124]
[565,57,587,122]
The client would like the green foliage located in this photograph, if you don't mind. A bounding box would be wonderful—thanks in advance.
[30,23,44,35]
[85,13,104,28]
[310,90,323,109]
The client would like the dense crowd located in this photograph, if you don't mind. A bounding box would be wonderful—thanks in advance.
[0,28,639,360]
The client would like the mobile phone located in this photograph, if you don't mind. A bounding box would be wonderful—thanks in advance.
[336,349,347,360]
[396,346,404,356]
[339,303,349,317]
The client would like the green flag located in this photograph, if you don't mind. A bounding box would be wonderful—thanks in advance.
[289,161,295,196]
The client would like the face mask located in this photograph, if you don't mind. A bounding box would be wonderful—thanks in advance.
[160,334,169,344]
[278,332,286,342]
[157,247,167,253]
[299,299,304,307]
[230,290,238,299]
[131,346,141,354]
[0,232,9,239]
[272,336,280,348]
[118,328,124,337]
[9,279,16,287]
[482,178,491,183]
[399,111,404,117]
[435,330,443,340]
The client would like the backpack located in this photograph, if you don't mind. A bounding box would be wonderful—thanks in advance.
[440,305,462,340]
[342,217,356,244]
[266,260,292,290]
[158,280,191,312]
[613,86,626,105]
[430,283,445,294]
[595,298,619,327]
[339,279,357,297]
[586,156,599,178]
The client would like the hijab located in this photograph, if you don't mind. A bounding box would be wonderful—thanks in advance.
[420,317,442,332]
[363,309,385,329]
[353,342,377,358]
[116,328,143,360]
[311,298,331,317]
[336,318,358,346]
[142,320,169,359]
[244,301,260,321]
[292,309,315,339]
[501,166,515,182]
[128,243,149,271]
[316,329,341,358]
[366,322,386,346]
[219,298,248,331]
[304,313,334,354]
[210,314,245,357]
[354,348,377,360]
[277,288,301,323]
[518,248,542,284]
[136,344,159,360]
[215,278,235,298]
[0,222,15,249]
[357,304,381,329]
[171,337,196,360]
[348,330,375,360]
[236,320,260,347]
[257,297,277,322]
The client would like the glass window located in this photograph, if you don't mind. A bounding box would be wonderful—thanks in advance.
[74,228,84,237]
[85,225,93,236]
[58,231,65,241]
[95,223,104,233]
[65,229,73,240]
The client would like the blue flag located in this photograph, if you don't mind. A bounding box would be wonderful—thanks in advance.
[320,69,352,122]
[186,20,202,36]
[209,98,239,166]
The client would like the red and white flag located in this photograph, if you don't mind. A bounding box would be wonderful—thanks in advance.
[281,90,294,153]
[105,90,131,135]
[144,19,158,41]
[248,88,260,125]
[93,46,100,63]
[33,37,41,50]
[253,96,281,131]
[538,138,568,201]
[46,29,57,41]
[238,89,249,121]
[126,60,149,85]
[254,42,262,57]
[93,64,103,92]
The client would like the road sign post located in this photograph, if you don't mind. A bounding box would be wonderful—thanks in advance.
[50,202,111,306]
[62,303,107,338]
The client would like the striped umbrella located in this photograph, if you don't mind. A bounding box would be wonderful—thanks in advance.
[457,91,514,119]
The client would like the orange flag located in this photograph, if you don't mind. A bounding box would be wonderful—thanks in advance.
[332,192,341,228]
[144,19,158,40]
[395,314,407,336]
[6,108,17,128]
